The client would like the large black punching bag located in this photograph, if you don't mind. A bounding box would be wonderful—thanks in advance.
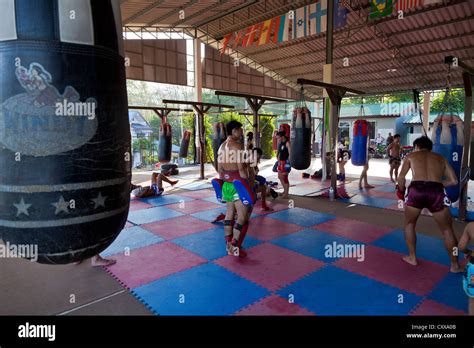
[0,0,131,264]
[159,123,172,163]
[290,107,312,169]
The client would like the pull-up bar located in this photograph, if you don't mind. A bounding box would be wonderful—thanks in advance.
[215,90,290,147]
[129,106,193,123]
[161,99,235,179]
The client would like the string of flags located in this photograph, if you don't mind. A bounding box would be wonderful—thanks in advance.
[220,0,348,54]
[220,0,444,54]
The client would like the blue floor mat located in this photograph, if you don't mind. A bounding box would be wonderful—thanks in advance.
[372,229,461,267]
[127,206,184,225]
[428,272,469,312]
[132,263,270,315]
[102,226,164,257]
[348,195,396,209]
[267,208,336,227]
[278,265,421,315]
[172,227,262,260]
[271,229,361,263]
[140,194,194,207]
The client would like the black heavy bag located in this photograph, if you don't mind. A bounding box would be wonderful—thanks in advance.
[290,107,312,170]
[0,0,130,264]
[212,123,226,169]
[179,130,191,158]
[159,123,172,163]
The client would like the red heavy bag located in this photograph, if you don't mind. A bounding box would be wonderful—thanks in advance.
[179,130,191,158]
[159,123,172,163]
[351,120,369,166]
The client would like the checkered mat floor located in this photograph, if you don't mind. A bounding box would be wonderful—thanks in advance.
[102,187,469,316]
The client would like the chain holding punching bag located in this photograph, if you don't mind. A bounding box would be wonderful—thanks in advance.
[0,0,131,264]
[290,107,311,170]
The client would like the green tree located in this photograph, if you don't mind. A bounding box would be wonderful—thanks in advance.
[259,116,275,158]
[431,88,465,114]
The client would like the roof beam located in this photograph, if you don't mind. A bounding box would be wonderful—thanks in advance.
[147,0,200,26]
[123,0,167,25]
[169,0,231,27]
[193,0,258,28]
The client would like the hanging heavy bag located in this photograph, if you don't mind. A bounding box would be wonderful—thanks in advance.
[431,115,463,202]
[290,107,312,170]
[0,0,130,264]
[212,123,226,169]
[159,123,172,163]
[179,130,191,158]
[351,120,369,166]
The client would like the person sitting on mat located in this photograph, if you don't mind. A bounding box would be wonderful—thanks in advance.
[251,147,277,211]
[397,136,462,273]
[276,130,291,198]
[359,152,374,190]
[133,170,179,198]
[217,120,251,257]
[458,223,474,315]
[387,134,402,183]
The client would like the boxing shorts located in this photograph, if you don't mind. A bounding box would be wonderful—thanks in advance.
[389,156,401,166]
[405,181,451,213]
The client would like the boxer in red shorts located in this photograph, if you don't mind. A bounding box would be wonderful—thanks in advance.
[397,136,462,273]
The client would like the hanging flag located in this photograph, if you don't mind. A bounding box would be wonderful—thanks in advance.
[334,0,348,29]
[233,30,244,48]
[258,18,273,46]
[293,5,308,39]
[395,0,422,11]
[275,13,289,43]
[220,32,233,54]
[308,0,327,36]
[369,0,393,19]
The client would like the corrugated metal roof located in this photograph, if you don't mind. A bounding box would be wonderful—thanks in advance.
[121,0,474,97]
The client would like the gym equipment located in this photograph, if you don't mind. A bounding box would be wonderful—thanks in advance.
[211,178,256,206]
[431,114,463,202]
[290,107,312,170]
[0,0,130,264]
[179,130,191,158]
[212,122,226,169]
[159,123,172,163]
[161,163,178,175]
[351,120,369,166]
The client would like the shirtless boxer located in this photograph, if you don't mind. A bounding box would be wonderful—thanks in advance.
[397,136,462,273]
[458,223,474,315]
[217,121,251,256]
[387,134,402,183]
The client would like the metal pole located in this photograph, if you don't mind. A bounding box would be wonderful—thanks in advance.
[459,72,473,220]
[326,0,337,196]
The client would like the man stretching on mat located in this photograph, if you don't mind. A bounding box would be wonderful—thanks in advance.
[133,170,179,198]
[217,120,251,256]
[397,136,462,273]
[387,134,402,183]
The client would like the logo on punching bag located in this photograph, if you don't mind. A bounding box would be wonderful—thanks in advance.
[0,63,98,157]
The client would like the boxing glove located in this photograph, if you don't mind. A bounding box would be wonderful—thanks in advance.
[272,161,279,173]
[396,184,406,201]
[233,179,257,206]
[284,161,292,173]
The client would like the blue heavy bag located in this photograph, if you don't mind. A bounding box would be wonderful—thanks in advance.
[433,123,463,202]
[351,120,369,166]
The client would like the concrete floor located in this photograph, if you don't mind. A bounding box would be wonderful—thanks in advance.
[0,160,467,315]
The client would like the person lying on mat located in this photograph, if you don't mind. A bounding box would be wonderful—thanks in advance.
[397,136,462,273]
[458,223,474,315]
[133,170,179,198]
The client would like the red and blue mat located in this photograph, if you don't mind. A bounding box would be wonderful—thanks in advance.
[103,188,469,315]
